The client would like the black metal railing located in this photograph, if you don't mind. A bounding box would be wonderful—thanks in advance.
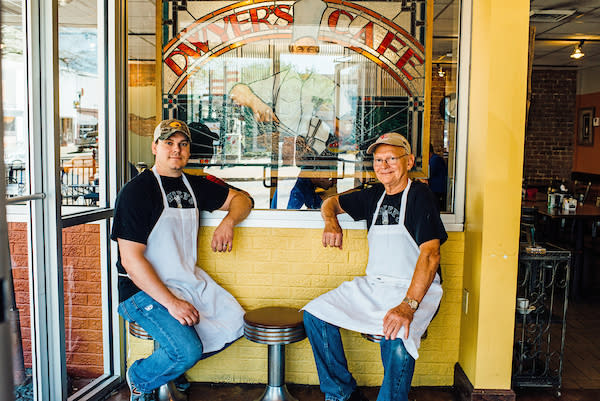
[60,158,99,206]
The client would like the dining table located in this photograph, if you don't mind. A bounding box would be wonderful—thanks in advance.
[523,200,600,299]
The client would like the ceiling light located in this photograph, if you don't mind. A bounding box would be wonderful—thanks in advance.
[570,41,585,60]
[437,64,445,78]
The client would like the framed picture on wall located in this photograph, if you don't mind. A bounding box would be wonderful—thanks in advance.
[578,107,594,146]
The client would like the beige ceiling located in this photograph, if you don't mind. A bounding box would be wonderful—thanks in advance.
[530,0,600,70]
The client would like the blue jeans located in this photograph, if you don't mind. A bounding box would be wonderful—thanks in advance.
[118,291,233,393]
[303,312,415,401]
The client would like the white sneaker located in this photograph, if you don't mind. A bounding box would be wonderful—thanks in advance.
[126,369,155,401]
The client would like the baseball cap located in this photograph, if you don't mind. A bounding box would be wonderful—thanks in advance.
[153,119,192,142]
[366,132,411,155]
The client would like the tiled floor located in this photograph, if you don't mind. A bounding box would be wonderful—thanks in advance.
[107,260,600,401]
[106,383,600,400]
[560,297,600,390]
[105,383,457,401]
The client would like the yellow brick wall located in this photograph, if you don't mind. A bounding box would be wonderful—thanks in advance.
[127,227,464,387]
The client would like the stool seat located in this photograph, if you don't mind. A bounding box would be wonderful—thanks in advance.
[244,307,305,329]
[244,307,305,345]
[243,307,306,401]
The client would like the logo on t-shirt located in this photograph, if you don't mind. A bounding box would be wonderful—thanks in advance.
[378,205,400,225]
[166,190,194,208]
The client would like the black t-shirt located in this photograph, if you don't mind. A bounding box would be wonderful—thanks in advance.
[111,169,229,302]
[339,181,447,247]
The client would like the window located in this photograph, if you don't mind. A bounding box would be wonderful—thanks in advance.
[127,0,464,218]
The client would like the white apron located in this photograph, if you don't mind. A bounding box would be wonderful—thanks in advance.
[303,180,442,359]
[143,167,244,353]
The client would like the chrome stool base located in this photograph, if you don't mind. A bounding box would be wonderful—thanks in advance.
[243,307,306,401]
[157,381,187,401]
[255,384,298,401]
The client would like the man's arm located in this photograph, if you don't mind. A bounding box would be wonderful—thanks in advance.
[230,84,279,123]
[117,238,200,326]
[321,195,346,249]
[211,188,253,252]
[382,238,441,340]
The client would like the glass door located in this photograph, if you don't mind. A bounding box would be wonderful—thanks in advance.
[2,0,126,399]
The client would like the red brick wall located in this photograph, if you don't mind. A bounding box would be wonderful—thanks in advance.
[523,69,577,186]
[9,222,104,379]
[9,222,32,367]
[430,70,447,154]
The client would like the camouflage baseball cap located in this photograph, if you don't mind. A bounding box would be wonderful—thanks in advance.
[153,119,192,142]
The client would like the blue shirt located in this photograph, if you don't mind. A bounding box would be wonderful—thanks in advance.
[287,177,323,209]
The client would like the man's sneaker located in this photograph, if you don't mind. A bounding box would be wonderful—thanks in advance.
[173,374,191,393]
[126,369,155,401]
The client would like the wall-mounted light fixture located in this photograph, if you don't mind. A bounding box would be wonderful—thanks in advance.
[570,40,585,59]
[437,64,445,78]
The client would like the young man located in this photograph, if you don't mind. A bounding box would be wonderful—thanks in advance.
[303,132,447,401]
[112,119,253,400]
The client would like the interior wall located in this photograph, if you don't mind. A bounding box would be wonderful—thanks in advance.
[573,66,600,175]
[128,63,157,167]
[127,229,465,386]
[523,69,577,186]
[459,0,529,389]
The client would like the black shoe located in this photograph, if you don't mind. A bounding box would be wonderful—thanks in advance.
[173,374,190,393]
[348,388,369,401]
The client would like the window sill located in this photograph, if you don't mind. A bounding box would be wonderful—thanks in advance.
[201,210,464,231]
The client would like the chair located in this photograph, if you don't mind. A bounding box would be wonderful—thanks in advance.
[243,307,306,401]
[128,322,187,401]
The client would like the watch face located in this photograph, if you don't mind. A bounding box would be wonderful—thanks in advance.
[403,297,418,310]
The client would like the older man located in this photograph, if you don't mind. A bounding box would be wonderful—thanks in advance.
[303,133,447,401]
[112,119,253,400]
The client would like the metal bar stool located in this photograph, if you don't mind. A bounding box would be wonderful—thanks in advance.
[243,307,306,401]
[361,329,428,343]
[128,321,187,401]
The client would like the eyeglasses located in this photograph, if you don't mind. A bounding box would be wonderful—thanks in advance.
[373,154,409,166]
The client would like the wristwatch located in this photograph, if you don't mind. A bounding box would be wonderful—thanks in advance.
[402,296,419,311]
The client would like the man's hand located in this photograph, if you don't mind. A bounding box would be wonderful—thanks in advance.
[212,219,234,252]
[321,196,345,249]
[230,84,279,123]
[211,188,252,252]
[383,302,414,340]
[322,219,343,249]
[165,297,200,326]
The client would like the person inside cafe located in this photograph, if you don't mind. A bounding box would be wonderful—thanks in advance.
[111,119,253,400]
[302,132,447,401]
[428,143,447,211]
[286,164,337,209]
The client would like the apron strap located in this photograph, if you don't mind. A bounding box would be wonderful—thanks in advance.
[152,166,169,208]
[181,173,198,209]
[399,179,412,224]
[151,166,198,209]
[369,191,386,231]
[369,179,412,231]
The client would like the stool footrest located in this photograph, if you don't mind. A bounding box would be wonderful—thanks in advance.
[129,322,153,340]
[361,333,384,343]
[255,384,298,401]
[244,324,306,345]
